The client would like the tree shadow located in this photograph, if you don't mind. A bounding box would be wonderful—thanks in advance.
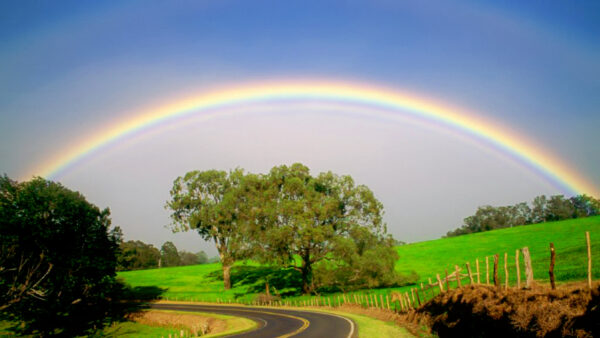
[229,265,303,297]
[106,280,167,324]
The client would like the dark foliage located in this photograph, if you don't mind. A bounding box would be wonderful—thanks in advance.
[0,175,121,336]
[117,240,161,271]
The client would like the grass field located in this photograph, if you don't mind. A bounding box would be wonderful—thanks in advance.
[396,215,600,285]
[118,216,600,304]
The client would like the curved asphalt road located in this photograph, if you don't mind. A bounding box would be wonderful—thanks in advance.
[151,303,357,337]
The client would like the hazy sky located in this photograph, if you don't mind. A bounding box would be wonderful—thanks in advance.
[1,1,599,255]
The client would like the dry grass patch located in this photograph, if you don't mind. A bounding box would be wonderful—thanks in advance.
[406,282,600,337]
[127,310,227,336]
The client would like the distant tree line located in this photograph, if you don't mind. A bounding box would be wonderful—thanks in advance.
[446,194,600,237]
[116,239,216,271]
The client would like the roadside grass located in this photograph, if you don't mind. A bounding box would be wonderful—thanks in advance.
[147,310,256,338]
[103,309,255,337]
[1,310,255,337]
[0,320,179,338]
[299,308,415,337]
[118,216,600,307]
[101,321,185,337]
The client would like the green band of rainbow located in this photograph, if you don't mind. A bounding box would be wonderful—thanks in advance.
[28,79,598,196]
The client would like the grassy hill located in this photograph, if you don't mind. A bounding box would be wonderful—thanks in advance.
[118,216,600,303]
[396,215,600,286]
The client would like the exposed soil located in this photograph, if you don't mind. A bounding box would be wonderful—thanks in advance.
[331,283,599,337]
[407,283,600,337]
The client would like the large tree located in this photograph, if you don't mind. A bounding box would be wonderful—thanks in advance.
[166,169,250,289]
[250,163,396,293]
[0,175,120,336]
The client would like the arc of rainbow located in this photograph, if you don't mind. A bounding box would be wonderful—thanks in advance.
[28,80,598,196]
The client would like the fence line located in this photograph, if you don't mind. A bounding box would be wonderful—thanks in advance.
[159,232,594,314]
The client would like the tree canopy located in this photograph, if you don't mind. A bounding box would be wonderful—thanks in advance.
[117,240,161,271]
[160,241,181,267]
[248,163,399,293]
[166,164,401,294]
[0,175,121,336]
[166,169,250,289]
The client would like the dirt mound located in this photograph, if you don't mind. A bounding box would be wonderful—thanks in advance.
[414,283,599,337]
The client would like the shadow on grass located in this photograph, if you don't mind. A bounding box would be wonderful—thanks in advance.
[107,281,167,323]
[0,282,167,337]
[206,265,303,298]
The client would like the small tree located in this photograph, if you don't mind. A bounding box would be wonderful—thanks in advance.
[196,251,208,264]
[0,175,120,336]
[160,241,181,267]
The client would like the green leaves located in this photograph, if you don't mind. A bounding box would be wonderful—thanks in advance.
[0,175,120,336]
[166,164,400,294]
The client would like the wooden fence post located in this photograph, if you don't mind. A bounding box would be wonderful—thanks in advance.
[515,249,521,288]
[466,262,474,284]
[414,288,421,306]
[399,294,406,312]
[486,256,490,285]
[428,278,433,297]
[410,289,416,305]
[386,294,391,310]
[455,265,462,287]
[436,274,444,292]
[476,258,480,284]
[445,269,450,291]
[405,292,412,309]
[504,252,509,290]
[493,254,499,287]
[549,243,556,290]
[522,247,534,288]
[586,232,592,289]
[380,294,384,309]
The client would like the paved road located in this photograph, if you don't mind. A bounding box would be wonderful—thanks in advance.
[151,303,356,337]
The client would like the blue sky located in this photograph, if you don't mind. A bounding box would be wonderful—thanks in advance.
[1,0,599,254]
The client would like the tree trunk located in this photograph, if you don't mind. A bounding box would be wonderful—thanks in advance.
[301,261,313,294]
[223,263,232,290]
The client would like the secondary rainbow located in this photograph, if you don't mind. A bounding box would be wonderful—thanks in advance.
[28,79,598,196]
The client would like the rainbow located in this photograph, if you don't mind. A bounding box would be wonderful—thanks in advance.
[28,79,598,196]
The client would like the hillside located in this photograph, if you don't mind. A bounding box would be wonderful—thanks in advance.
[118,216,600,302]
[395,215,600,285]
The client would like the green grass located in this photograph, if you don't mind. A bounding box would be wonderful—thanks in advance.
[0,320,182,337]
[300,308,415,337]
[101,321,185,337]
[395,216,600,286]
[118,216,600,308]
